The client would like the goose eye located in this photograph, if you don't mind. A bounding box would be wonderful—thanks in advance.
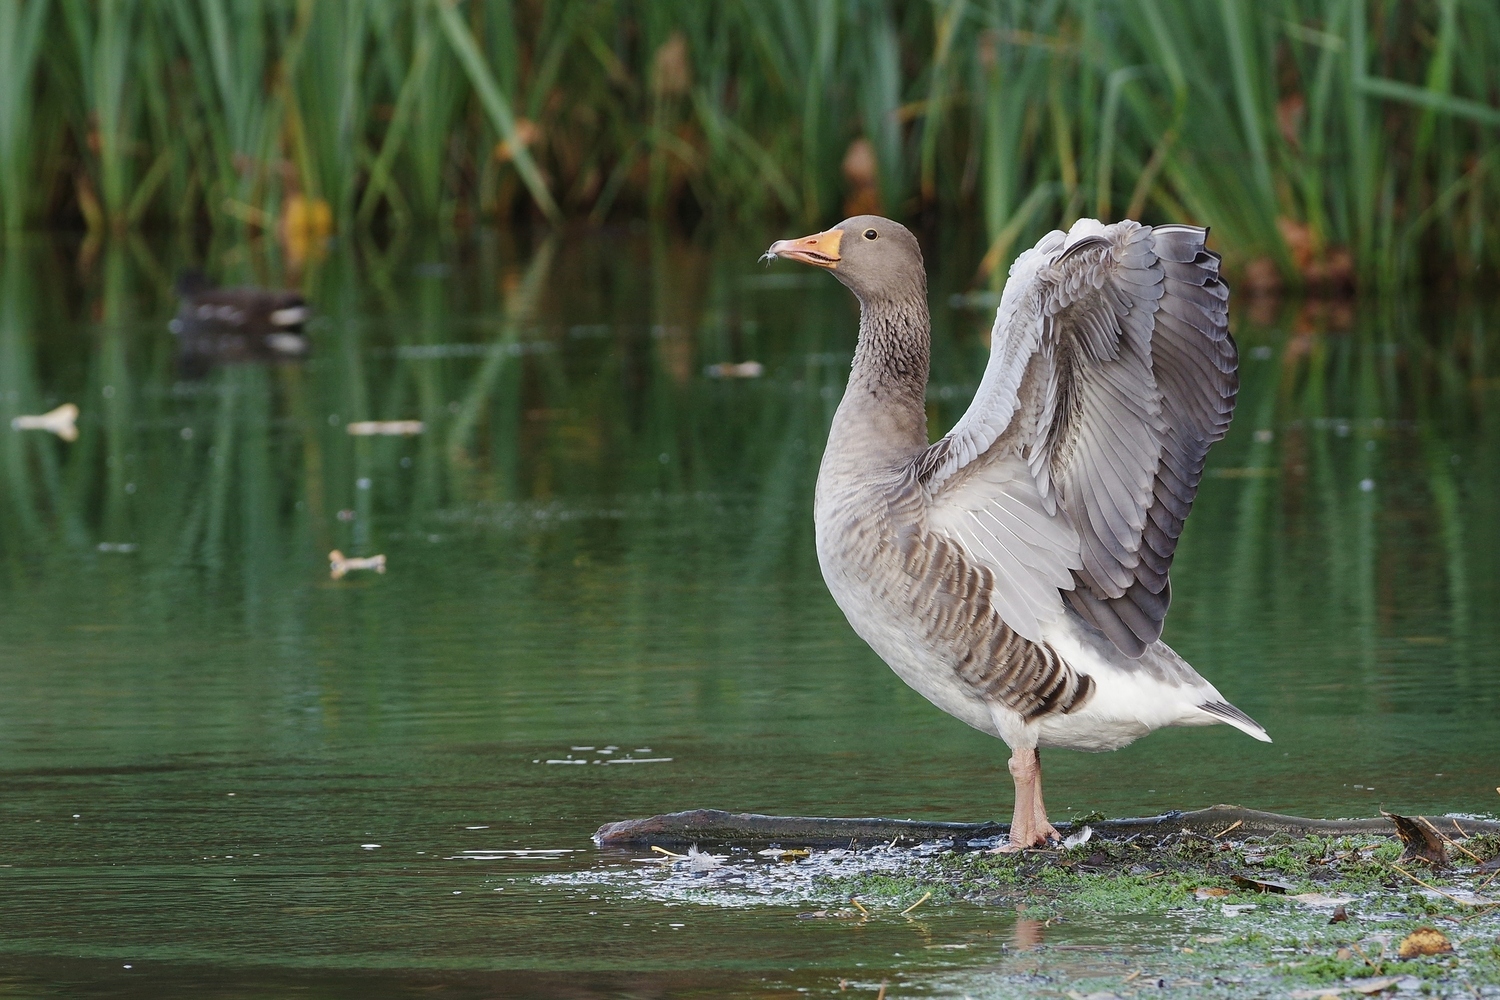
[863,229,878,240]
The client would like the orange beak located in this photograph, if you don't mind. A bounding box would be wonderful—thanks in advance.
[762,228,843,269]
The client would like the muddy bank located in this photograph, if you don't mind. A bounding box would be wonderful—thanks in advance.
[582,805,1500,997]
[595,804,1500,848]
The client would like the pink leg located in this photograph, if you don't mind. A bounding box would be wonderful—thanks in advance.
[1030,749,1060,844]
[990,748,1059,852]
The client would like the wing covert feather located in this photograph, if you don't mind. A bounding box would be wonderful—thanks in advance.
[914,219,1237,658]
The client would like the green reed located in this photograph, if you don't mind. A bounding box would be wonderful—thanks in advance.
[2,0,1498,286]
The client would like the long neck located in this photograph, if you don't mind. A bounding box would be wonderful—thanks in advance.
[825,288,932,474]
[850,290,931,404]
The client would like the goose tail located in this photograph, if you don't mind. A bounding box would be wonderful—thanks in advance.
[1199,700,1271,742]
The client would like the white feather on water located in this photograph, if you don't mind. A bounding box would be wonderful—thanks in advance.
[1062,826,1092,849]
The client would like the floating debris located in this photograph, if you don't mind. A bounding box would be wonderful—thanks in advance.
[644,843,730,872]
[328,550,386,580]
[898,890,932,915]
[346,420,424,436]
[11,403,78,441]
[1397,926,1452,958]
[704,361,764,379]
[96,542,138,554]
[447,849,575,860]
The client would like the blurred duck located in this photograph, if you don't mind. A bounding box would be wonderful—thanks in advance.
[170,270,311,376]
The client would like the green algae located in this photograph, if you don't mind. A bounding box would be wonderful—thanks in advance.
[801,830,1500,996]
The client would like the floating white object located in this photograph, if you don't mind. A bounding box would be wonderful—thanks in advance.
[329,549,386,580]
[11,403,78,441]
[704,361,764,379]
[346,420,424,436]
[687,845,724,871]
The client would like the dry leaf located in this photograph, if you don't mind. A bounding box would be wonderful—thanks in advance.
[1194,887,1231,900]
[1231,873,1293,893]
[1397,927,1452,958]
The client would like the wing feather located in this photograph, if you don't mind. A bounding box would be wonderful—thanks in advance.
[915,220,1236,656]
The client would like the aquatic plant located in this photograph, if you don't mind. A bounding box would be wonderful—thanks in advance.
[0,1,1495,287]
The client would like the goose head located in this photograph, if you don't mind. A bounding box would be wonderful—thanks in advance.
[763,215,925,304]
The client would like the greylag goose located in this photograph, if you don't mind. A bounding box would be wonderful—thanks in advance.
[764,216,1269,851]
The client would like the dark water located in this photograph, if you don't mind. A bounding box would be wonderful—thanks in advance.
[0,232,1496,997]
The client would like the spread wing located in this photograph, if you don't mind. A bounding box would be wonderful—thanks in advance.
[919,220,1236,656]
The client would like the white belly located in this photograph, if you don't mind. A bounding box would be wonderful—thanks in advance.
[818,526,1224,753]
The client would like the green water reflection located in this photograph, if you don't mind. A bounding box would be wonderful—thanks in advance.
[0,234,1495,996]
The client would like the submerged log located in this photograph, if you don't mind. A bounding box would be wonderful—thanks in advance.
[595,805,1500,848]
